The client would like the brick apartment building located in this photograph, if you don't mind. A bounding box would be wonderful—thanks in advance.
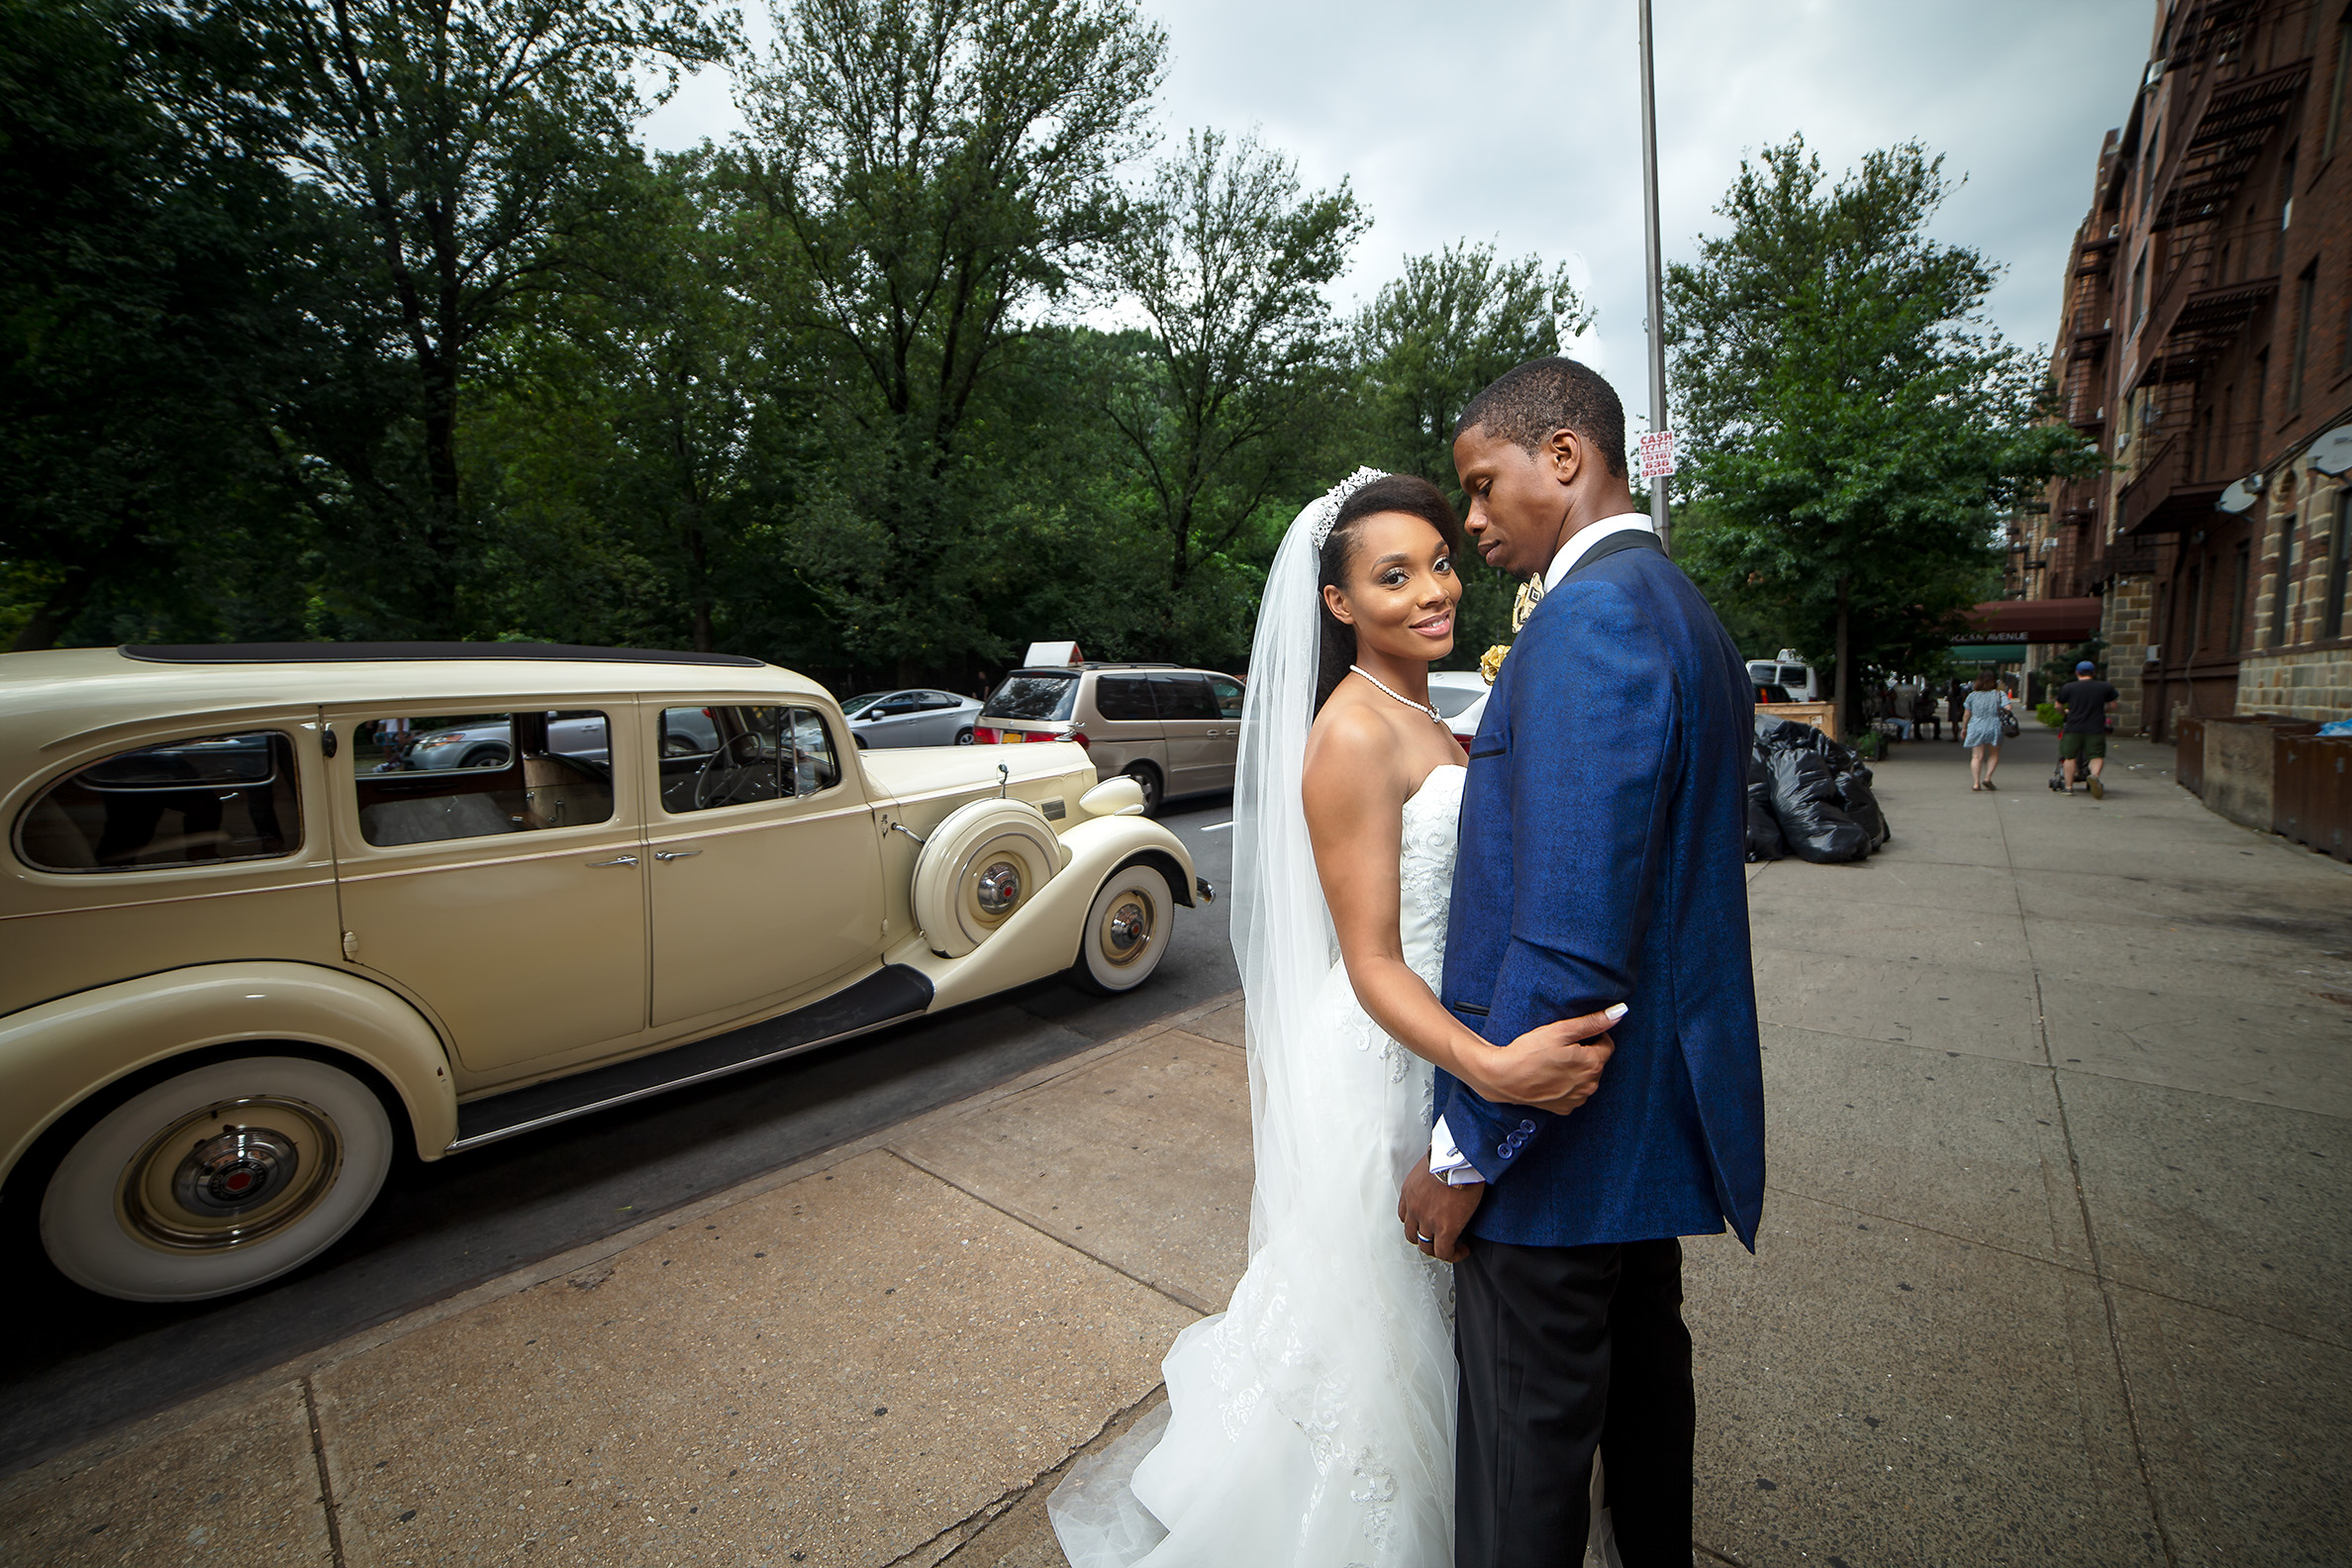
[2020,0,2352,735]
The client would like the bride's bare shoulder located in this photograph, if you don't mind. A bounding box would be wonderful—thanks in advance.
[1302,694,1409,815]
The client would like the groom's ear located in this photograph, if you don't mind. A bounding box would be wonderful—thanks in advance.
[1543,427,1589,487]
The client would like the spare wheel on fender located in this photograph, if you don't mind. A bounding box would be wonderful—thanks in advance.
[911,798,1063,957]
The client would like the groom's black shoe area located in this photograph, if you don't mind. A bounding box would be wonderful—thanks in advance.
[1455,1237,1695,1568]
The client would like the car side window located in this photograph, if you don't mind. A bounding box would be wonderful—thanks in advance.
[1207,675,1244,719]
[1094,675,1156,722]
[788,709,843,796]
[352,713,612,846]
[658,706,841,812]
[16,732,301,872]
[1151,674,1220,721]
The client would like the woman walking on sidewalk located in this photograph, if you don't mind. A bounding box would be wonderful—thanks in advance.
[1963,673,2009,790]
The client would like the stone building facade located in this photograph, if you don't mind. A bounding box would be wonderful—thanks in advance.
[2029,0,2352,735]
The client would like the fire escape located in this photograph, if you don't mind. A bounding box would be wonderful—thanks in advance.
[2116,4,2306,541]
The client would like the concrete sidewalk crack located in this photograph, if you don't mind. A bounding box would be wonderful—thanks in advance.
[878,1146,1212,1316]
[300,1377,348,1568]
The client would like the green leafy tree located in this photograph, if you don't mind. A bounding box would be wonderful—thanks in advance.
[1351,242,1589,665]
[1097,128,1365,656]
[0,0,342,649]
[1665,137,2090,732]
[240,0,735,634]
[731,0,1166,681]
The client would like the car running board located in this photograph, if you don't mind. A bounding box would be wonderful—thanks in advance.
[447,965,936,1152]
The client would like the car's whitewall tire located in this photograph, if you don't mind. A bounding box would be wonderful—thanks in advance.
[1068,862,1171,995]
[911,799,1062,958]
[40,1055,394,1303]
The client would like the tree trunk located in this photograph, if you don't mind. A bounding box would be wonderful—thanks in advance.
[1833,575,1853,738]
[685,520,713,652]
[10,563,93,651]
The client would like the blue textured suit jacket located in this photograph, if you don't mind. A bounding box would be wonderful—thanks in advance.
[1435,530,1765,1249]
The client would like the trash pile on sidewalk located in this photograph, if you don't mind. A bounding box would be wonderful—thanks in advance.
[1746,716,1890,864]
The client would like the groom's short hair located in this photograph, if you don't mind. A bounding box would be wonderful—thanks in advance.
[1455,356,1627,478]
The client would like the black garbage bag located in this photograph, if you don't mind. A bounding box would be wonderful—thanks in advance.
[1746,756,1787,862]
[1835,761,1891,849]
[1764,746,1870,863]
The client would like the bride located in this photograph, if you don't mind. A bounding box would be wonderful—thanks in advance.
[1050,468,1619,1565]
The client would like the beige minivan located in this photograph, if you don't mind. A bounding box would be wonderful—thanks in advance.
[973,663,1245,816]
[0,643,1205,1303]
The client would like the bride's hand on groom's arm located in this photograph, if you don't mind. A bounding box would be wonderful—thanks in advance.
[1459,1005,1622,1114]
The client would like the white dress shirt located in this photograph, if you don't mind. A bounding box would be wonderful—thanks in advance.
[1428,512,1656,1185]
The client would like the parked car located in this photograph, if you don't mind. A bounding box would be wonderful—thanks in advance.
[1756,683,1794,704]
[839,689,984,749]
[0,642,1208,1303]
[973,663,1245,817]
[1427,670,1492,748]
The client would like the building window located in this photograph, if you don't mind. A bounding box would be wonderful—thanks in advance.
[2331,14,2352,159]
[2131,251,2148,333]
[2221,384,2237,469]
[2278,146,2299,269]
[2292,263,2319,414]
[2328,492,2352,639]
[2229,541,2251,654]
[2272,509,2300,647]
[2253,348,2270,437]
[2190,562,2206,653]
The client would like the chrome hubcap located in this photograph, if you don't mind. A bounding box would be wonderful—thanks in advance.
[1101,894,1153,965]
[173,1127,300,1215]
[975,859,1024,917]
[120,1095,342,1251]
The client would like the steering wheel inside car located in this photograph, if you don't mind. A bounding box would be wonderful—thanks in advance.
[691,734,776,810]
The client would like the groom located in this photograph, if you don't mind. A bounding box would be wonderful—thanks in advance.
[1399,356,1765,1566]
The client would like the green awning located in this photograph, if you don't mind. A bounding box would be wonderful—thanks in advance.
[1947,643,2025,662]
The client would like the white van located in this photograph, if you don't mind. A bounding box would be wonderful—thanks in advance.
[1746,650,1821,703]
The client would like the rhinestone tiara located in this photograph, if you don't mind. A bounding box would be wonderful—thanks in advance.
[1305,466,1390,548]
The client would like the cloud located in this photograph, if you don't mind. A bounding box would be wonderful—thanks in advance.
[640,0,2154,426]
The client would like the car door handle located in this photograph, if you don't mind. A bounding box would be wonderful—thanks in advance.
[653,849,702,861]
[586,854,638,867]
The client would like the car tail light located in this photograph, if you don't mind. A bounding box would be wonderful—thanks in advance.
[973,727,1001,744]
[1058,730,1091,750]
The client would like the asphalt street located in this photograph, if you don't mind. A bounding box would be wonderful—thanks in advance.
[0,792,1236,1479]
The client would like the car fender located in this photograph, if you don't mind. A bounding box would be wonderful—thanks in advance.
[0,962,458,1187]
[899,815,1199,1011]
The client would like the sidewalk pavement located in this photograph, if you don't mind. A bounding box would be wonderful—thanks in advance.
[4,724,2347,1567]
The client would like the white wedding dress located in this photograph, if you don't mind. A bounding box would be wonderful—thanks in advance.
[1050,763,1467,1567]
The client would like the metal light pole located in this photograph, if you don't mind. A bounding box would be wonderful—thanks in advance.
[1637,0,1670,556]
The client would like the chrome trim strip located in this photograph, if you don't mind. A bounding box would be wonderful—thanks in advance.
[441,1007,931,1153]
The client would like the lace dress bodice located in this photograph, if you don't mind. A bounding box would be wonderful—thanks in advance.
[1396,765,1464,992]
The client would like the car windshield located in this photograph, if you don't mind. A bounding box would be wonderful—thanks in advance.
[838,692,889,717]
[1428,685,1485,719]
[983,674,1077,721]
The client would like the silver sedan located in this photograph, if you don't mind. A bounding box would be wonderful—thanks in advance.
[839,689,985,748]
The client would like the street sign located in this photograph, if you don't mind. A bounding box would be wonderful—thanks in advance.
[1639,429,1678,480]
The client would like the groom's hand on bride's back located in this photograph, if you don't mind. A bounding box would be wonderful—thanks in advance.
[1468,1004,1623,1115]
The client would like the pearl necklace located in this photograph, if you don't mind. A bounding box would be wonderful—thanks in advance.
[1349,664,1442,726]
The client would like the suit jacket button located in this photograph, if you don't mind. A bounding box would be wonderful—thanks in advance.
[1518,1120,1536,1133]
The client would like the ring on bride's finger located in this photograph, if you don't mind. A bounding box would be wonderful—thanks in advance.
[1415,1232,1434,1243]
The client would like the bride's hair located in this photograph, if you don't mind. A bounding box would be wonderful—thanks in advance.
[1314,473,1467,714]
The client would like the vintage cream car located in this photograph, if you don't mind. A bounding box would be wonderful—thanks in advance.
[0,643,1204,1303]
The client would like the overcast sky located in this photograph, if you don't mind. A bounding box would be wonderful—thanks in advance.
[640,0,2157,433]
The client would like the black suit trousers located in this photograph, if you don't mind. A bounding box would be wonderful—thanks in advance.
[1454,1235,1695,1568]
